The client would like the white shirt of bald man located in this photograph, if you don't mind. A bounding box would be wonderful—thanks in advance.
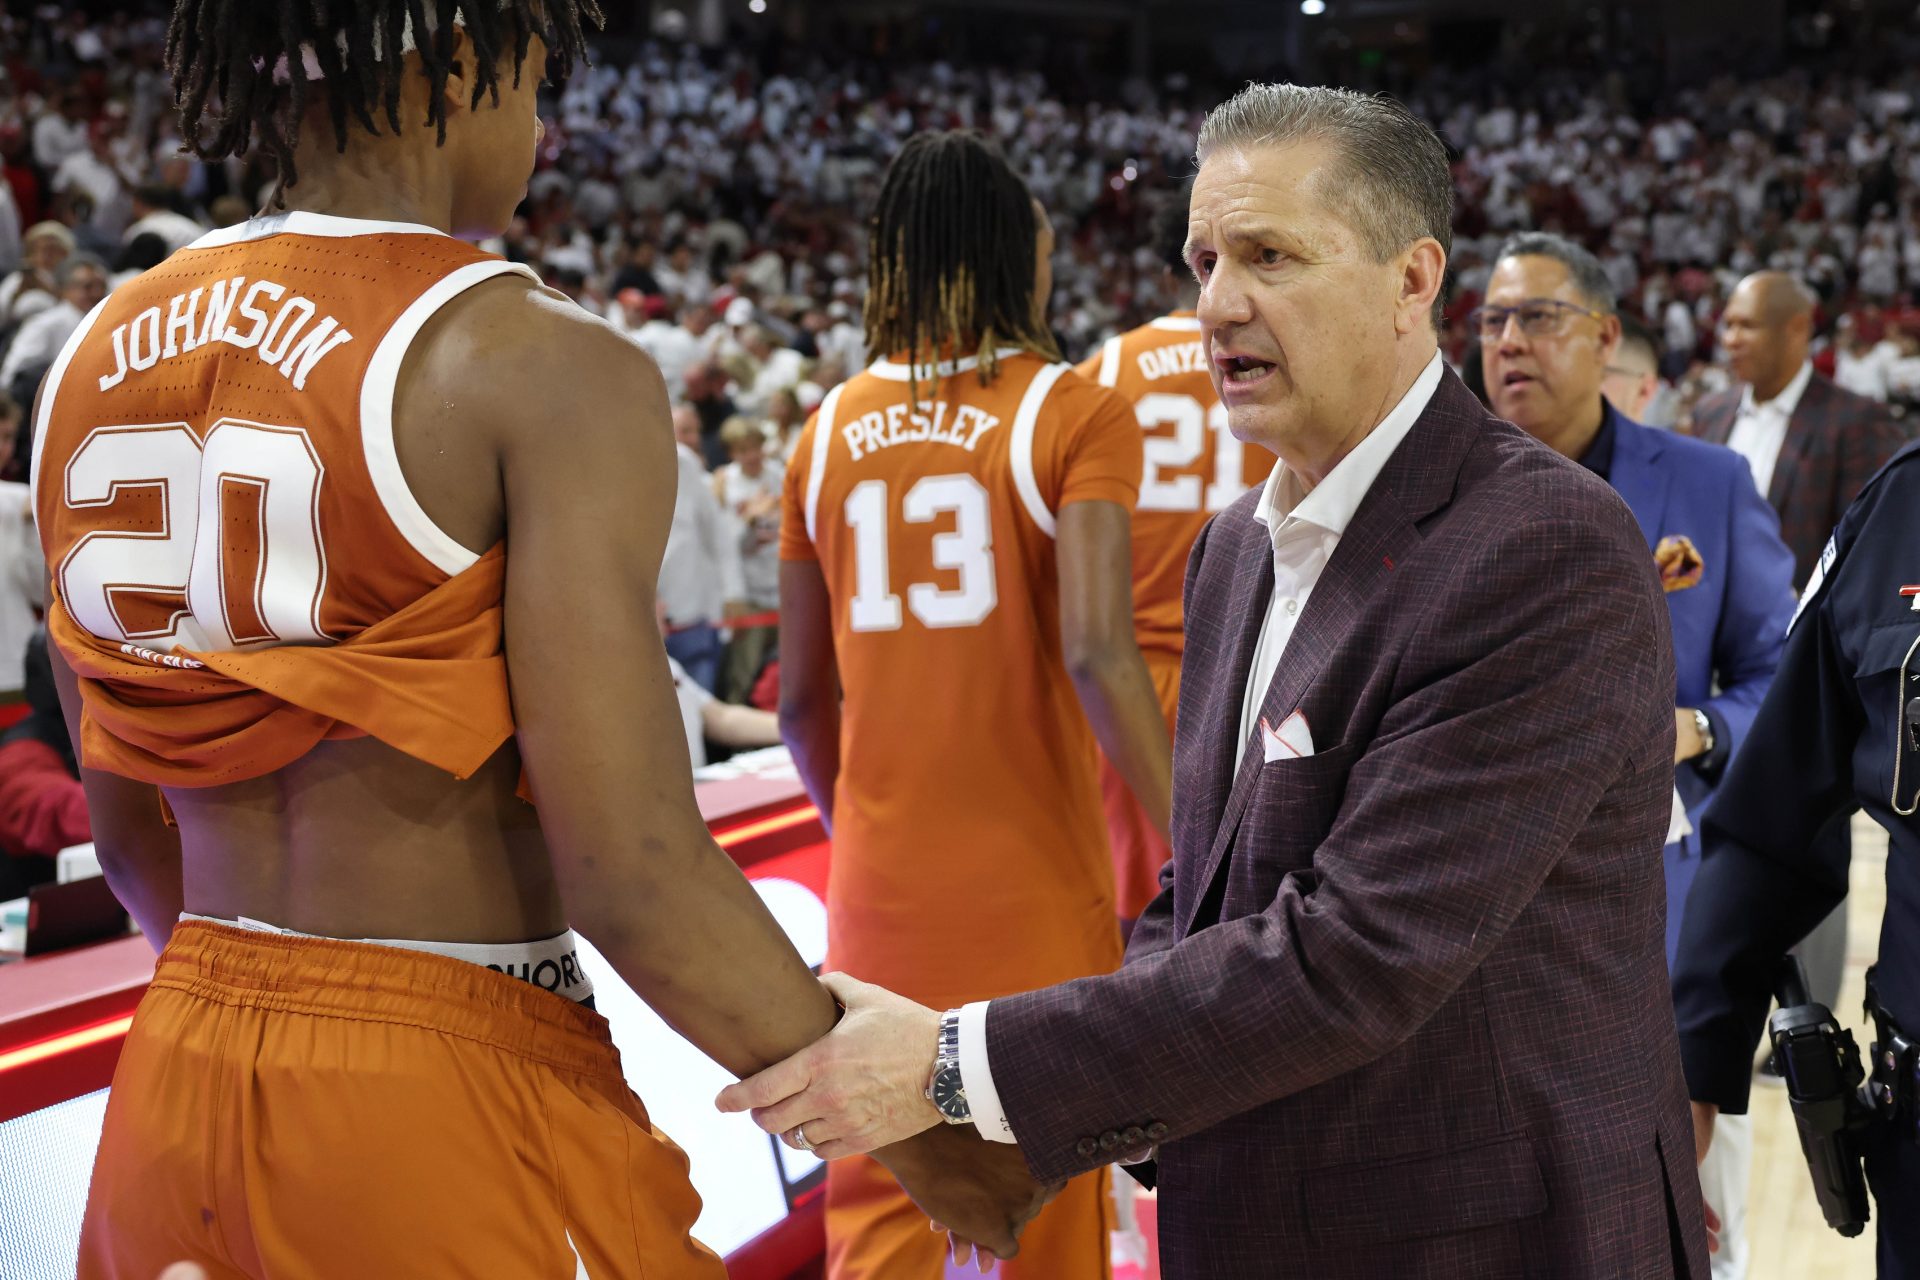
[1724,359,1811,499]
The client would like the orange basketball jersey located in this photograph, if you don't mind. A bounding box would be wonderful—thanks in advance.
[779,348,1141,1007]
[31,211,538,786]
[1074,312,1275,654]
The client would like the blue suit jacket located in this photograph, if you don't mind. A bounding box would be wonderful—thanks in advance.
[1606,407,1797,965]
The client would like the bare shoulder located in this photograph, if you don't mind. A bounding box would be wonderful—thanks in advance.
[387,275,675,549]
[405,275,670,457]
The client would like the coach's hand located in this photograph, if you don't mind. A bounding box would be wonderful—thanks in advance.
[716,972,941,1158]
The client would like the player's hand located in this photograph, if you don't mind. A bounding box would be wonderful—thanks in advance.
[876,1125,1060,1267]
[158,1264,209,1280]
[715,972,941,1158]
[1692,1100,1721,1254]
[1654,534,1704,593]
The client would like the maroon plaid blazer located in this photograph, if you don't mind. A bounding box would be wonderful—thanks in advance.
[985,372,1709,1278]
[1690,373,1908,587]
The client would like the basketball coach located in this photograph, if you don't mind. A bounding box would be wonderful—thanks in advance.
[721,83,1711,1279]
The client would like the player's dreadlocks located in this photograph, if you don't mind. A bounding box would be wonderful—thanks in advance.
[864,130,1061,395]
[165,0,599,199]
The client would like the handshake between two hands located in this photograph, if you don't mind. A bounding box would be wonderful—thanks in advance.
[715,973,1064,1271]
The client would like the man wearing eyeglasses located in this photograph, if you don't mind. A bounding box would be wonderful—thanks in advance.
[1481,232,1798,1280]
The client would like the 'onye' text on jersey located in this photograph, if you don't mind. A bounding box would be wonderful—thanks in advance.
[1136,341,1206,381]
[95,276,355,394]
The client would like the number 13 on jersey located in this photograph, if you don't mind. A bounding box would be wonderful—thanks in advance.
[843,473,997,633]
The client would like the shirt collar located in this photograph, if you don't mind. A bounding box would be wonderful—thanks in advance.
[1738,359,1813,420]
[1254,351,1445,542]
[1577,399,1622,481]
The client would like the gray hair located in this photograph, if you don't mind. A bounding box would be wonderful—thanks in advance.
[56,254,107,288]
[1196,83,1453,264]
[1495,232,1617,314]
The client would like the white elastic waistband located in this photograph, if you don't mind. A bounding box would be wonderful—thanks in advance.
[179,913,596,1003]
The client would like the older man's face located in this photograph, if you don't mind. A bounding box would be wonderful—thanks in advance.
[1186,141,1411,467]
[1481,255,1614,437]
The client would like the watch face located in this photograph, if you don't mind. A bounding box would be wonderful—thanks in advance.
[931,1066,970,1120]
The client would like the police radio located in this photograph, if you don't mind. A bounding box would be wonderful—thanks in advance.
[1768,957,1873,1237]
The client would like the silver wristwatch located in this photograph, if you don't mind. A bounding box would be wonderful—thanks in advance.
[1691,708,1715,758]
[925,1009,972,1124]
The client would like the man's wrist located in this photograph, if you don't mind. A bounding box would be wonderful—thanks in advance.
[959,1000,1018,1143]
[925,1009,971,1124]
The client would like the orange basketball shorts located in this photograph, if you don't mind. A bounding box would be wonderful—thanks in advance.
[76,920,725,1280]
[1099,645,1182,922]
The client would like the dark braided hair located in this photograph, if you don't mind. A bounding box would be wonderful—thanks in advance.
[864,130,1060,395]
[165,0,599,199]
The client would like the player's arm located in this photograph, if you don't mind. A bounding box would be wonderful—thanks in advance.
[482,291,837,1076]
[45,640,183,949]
[1058,500,1171,838]
[777,558,840,835]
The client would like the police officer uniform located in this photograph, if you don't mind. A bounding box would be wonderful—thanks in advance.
[1673,442,1920,1278]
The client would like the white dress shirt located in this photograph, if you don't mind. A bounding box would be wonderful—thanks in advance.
[0,300,82,390]
[658,443,744,627]
[957,351,1446,1145]
[1724,360,1811,500]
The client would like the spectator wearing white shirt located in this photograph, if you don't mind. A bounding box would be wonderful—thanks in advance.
[654,240,712,306]
[0,178,20,278]
[711,416,783,700]
[0,255,107,396]
[732,325,807,418]
[30,92,89,174]
[659,407,745,692]
[0,223,76,335]
[711,416,784,611]
[1662,295,1697,378]
[1832,317,1893,403]
[0,393,42,694]
[626,295,706,394]
[53,117,139,244]
[120,184,206,255]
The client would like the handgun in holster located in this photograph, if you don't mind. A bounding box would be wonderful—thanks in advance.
[1768,956,1874,1237]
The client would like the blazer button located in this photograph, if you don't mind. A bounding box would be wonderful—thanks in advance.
[1098,1129,1122,1152]
[1145,1122,1169,1142]
[1120,1126,1147,1146]
[1075,1137,1100,1159]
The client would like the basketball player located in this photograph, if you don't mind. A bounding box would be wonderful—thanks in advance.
[1074,188,1275,927]
[32,5,1032,1276]
[777,131,1173,1279]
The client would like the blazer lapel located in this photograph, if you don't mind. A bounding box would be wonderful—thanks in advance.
[1694,395,1735,446]
[1174,371,1480,939]
[1767,411,1813,515]
[1608,415,1669,551]
[1175,515,1275,930]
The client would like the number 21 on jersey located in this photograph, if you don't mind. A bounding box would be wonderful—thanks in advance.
[1136,392,1248,512]
[57,418,331,653]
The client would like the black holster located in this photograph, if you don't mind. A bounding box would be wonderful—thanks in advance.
[1769,956,1874,1237]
